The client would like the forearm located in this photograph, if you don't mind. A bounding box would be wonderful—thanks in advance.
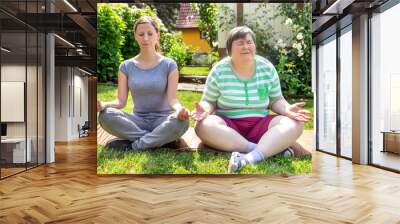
[270,98,290,116]
[199,100,215,114]
[102,99,126,110]
[169,98,183,112]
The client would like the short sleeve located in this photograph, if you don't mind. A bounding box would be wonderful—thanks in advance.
[201,70,220,104]
[269,66,283,101]
[119,61,128,76]
[168,59,178,73]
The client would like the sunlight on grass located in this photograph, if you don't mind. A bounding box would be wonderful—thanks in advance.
[97,145,312,175]
[180,67,210,76]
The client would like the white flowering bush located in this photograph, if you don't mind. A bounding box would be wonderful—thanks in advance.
[216,3,312,98]
[275,4,312,98]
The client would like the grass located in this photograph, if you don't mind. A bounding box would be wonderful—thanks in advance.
[97,145,312,174]
[97,83,313,175]
[180,66,210,76]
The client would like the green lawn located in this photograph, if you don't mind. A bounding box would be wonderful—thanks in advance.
[180,66,210,76]
[97,83,313,175]
[97,146,311,174]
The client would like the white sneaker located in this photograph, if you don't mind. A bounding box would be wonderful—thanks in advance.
[228,152,248,173]
[280,148,295,157]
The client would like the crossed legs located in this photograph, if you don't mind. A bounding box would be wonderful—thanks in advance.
[195,115,305,158]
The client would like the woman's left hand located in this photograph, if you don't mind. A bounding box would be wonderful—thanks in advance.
[285,102,311,123]
[176,107,190,121]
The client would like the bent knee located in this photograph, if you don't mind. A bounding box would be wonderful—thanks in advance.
[195,115,225,136]
[282,116,304,134]
[168,115,190,136]
[275,115,303,129]
[98,108,121,125]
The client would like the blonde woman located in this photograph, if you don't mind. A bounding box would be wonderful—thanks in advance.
[98,16,189,150]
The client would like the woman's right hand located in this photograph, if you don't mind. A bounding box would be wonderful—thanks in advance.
[97,100,105,112]
[191,102,209,121]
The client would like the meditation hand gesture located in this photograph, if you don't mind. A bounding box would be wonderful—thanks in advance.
[177,107,190,121]
[191,102,209,121]
[285,102,311,123]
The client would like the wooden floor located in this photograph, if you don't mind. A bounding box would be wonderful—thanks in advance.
[1,135,400,223]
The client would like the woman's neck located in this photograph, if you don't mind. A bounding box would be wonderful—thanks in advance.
[231,58,255,78]
[137,50,160,62]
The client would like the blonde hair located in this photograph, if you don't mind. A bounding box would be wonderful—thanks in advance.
[133,16,161,52]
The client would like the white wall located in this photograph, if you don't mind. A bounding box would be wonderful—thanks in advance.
[243,3,291,44]
[1,63,46,164]
[55,66,68,141]
[54,66,89,141]
[217,3,236,49]
[218,3,292,49]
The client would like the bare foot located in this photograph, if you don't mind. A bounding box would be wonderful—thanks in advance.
[290,141,312,157]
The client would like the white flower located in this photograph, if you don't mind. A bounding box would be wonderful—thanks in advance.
[297,50,304,57]
[285,18,292,25]
[296,33,303,40]
[296,43,302,50]
[282,49,288,55]
[277,39,286,48]
[293,24,299,29]
[292,43,298,49]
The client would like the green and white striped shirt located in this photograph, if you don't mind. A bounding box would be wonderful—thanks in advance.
[201,55,283,119]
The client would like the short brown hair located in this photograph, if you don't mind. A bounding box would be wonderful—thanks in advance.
[226,26,256,56]
[133,16,161,52]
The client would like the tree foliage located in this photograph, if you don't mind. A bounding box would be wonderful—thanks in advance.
[129,3,180,32]
[97,4,126,83]
[97,4,188,83]
[275,3,312,98]
[191,3,218,50]
[219,3,313,98]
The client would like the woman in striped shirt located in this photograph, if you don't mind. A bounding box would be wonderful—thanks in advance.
[192,26,311,173]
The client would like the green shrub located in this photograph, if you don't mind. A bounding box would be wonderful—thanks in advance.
[275,4,312,98]
[160,31,188,70]
[97,4,126,83]
[97,4,188,83]
[230,3,312,99]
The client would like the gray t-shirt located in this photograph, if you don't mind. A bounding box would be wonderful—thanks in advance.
[119,56,178,113]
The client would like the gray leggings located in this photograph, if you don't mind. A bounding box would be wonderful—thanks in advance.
[98,107,189,150]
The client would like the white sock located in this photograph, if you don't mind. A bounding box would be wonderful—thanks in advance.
[244,149,265,165]
[245,142,257,152]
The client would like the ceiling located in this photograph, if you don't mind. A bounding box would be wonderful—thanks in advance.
[312,0,390,43]
[0,0,97,73]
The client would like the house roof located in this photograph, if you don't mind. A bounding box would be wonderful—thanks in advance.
[176,3,199,29]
